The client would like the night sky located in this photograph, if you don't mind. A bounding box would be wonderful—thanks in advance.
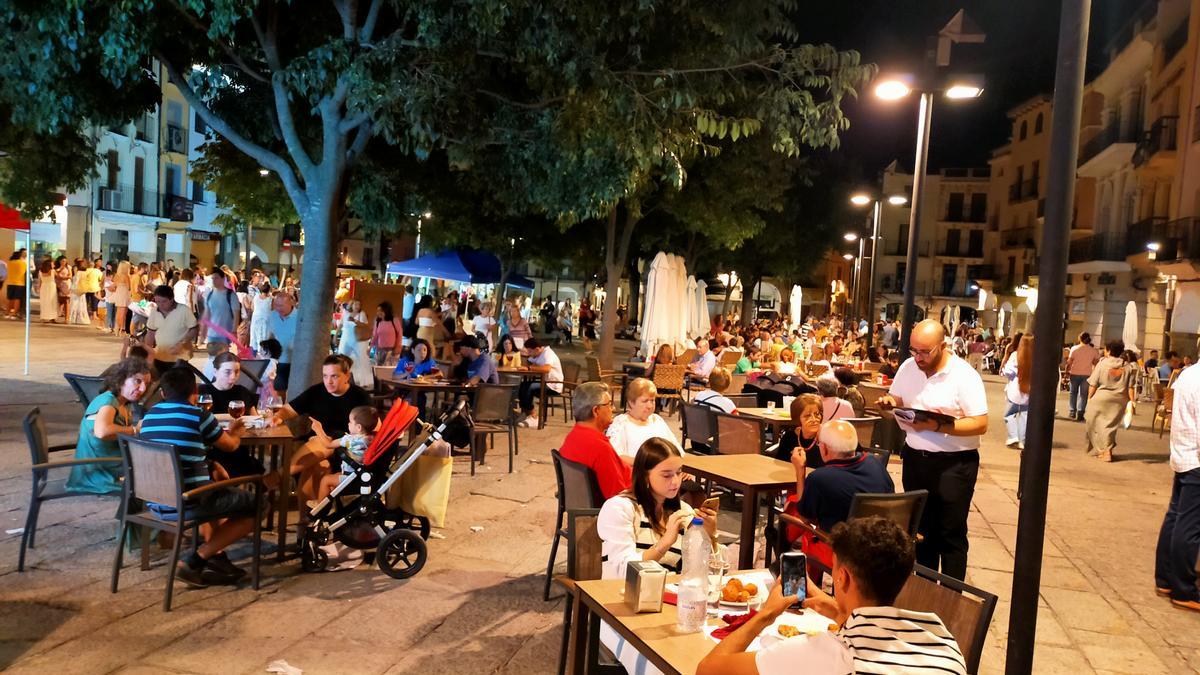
[795,0,1148,177]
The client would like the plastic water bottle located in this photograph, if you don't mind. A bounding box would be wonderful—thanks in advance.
[676,517,711,633]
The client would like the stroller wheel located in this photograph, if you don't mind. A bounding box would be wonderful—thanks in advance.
[301,540,328,573]
[377,529,427,579]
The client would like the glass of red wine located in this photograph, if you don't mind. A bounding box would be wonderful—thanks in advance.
[228,400,245,419]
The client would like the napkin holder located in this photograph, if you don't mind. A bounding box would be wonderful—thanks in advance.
[625,561,667,613]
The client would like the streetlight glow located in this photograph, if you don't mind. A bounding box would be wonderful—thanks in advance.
[887,195,909,206]
[843,253,855,260]
[423,211,433,219]
[850,194,872,206]
[844,233,859,242]
[945,84,983,99]
[874,79,912,100]
[1146,242,1161,252]
[258,169,270,176]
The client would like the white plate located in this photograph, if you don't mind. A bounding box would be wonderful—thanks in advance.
[758,610,840,648]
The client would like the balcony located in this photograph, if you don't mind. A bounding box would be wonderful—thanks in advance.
[1008,179,1039,204]
[1132,116,1178,169]
[164,123,189,154]
[98,184,162,217]
[1067,232,1129,265]
[938,243,985,258]
[165,194,194,222]
[1077,121,1139,173]
[1124,216,1169,256]
[886,240,930,257]
[1000,226,1037,249]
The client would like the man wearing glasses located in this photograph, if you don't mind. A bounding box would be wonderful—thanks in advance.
[558,381,630,499]
[878,319,988,581]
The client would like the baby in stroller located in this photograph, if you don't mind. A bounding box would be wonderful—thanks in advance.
[308,405,379,504]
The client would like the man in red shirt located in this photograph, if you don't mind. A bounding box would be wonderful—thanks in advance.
[559,381,630,498]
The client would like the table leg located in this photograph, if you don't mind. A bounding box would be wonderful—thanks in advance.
[276,440,296,561]
[538,375,548,430]
[739,487,759,569]
[567,588,589,675]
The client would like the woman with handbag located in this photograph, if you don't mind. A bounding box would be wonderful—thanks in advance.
[370,301,404,365]
[337,299,374,387]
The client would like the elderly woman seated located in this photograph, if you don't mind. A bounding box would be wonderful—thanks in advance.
[606,377,683,466]
[816,375,855,421]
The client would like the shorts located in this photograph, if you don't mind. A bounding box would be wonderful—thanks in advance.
[7,284,25,301]
[147,487,257,522]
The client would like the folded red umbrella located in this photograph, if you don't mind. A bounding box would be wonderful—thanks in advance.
[711,610,759,640]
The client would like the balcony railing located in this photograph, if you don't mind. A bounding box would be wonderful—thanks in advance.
[1078,121,1140,167]
[1126,217,1200,262]
[1068,232,1129,264]
[1008,179,1039,204]
[164,123,188,154]
[1133,116,1178,167]
[887,240,930,257]
[938,243,985,258]
[1001,226,1037,249]
[96,185,195,220]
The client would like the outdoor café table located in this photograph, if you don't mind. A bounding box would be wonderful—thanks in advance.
[681,454,796,570]
[567,572,835,674]
[738,407,800,439]
[216,413,306,561]
[622,361,650,376]
[378,374,478,412]
[498,366,549,429]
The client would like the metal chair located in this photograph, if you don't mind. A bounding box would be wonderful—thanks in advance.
[111,435,264,611]
[19,408,120,572]
[238,358,269,391]
[725,394,758,410]
[544,449,603,601]
[63,373,106,409]
[843,416,883,448]
[714,411,767,455]
[681,402,718,454]
[894,564,998,674]
[469,384,519,474]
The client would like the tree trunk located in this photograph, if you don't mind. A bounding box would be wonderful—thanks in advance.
[287,180,342,399]
[739,273,761,327]
[627,255,642,328]
[721,272,735,319]
[597,204,638,369]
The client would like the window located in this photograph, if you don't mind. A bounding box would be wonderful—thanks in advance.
[1007,257,1016,287]
[194,112,208,135]
[165,164,182,196]
[947,192,965,221]
[1035,112,1044,134]
[106,151,119,188]
[945,229,961,256]
[969,193,987,221]
[192,180,204,203]
[895,263,906,292]
[968,230,983,256]
[1019,120,1028,140]
[941,264,958,296]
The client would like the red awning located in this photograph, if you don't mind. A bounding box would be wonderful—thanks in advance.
[0,204,30,231]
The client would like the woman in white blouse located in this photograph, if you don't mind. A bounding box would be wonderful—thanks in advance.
[606,378,682,466]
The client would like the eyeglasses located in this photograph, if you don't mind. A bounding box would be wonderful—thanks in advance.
[911,345,941,358]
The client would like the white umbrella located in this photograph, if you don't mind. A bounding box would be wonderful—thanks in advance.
[683,275,697,339]
[693,278,710,337]
[789,285,804,333]
[640,253,690,358]
[1122,300,1139,354]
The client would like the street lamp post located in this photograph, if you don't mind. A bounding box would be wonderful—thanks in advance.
[850,193,907,352]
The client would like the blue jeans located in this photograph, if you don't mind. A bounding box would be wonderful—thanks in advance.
[1068,374,1089,416]
[104,302,116,330]
[1155,468,1200,602]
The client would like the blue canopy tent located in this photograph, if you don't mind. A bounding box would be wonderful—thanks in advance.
[385,249,534,288]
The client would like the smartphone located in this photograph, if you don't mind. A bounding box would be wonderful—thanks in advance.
[701,496,721,512]
[780,551,807,608]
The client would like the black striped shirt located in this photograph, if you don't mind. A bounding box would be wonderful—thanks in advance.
[139,401,224,489]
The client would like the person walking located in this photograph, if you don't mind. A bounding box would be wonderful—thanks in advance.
[6,248,27,319]
[1084,340,1138,463]
[1155,362,1200,613]
[1065,332,1100,421]
[250,282,273,354]
[36,258,58,323]
[878,319,988,580]
[110,261,132,335]
[336,299,374,388]
[1002,334,1034,449]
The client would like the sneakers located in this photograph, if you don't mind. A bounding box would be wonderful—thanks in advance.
[518,416,538,428]
[206,552,248,582]
[1171,599,1200,613]
[1096,450,1113,463]
[1005,438,1020,448]
[1156,587,1171,597]
[174,561,210,588]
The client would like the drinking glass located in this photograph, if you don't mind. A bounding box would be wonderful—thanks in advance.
[228,400,245,419]
[766,401,776,414]
[707,554,730,611]
[197,394,213,413]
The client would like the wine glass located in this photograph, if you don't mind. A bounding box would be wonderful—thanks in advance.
[197,394,213,413]
[405,362,415,378]
[228,400,245,419]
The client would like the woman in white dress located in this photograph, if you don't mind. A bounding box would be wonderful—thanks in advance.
[337,299,374,388]
[37,259,58,322]
[68,260,90,325]
[110,261,132,335]
[250,282,274,354]
[606,378,682,466]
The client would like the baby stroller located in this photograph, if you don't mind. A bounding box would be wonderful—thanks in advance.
[298,397,471,579]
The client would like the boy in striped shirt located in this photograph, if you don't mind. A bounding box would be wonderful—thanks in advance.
[698,516,966,675]
[140,366,258,587]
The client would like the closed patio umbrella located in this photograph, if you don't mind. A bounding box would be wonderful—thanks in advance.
[1122,300,1139,354]
[640,253,689,358]
[694,278,710,338]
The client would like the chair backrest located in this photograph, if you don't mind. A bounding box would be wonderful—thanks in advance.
[563,361,582,385]
[64,373,106,408]
[719,350,741,365]
[864,446,892,467]
[681,402,717,448]
[372,366,394,392]
[849,490,928,538]
[725,394,758,410]
[652,363,686,391]
[714,412,765,455]
[552,449,604,510]
[843,416,882,447]
[859,384,888,412]
[238,359,269,391]
[585,356,604,382]
[118,435,185,511]
[473,383,517,422]
[893,564,998,674]
[729,372,748,394]
[808,363,829,378]
[679,348,698,366]
[1163,387,1175,412]
[23,407,51,467]
[861,361,883,372]
[566,508,604,583]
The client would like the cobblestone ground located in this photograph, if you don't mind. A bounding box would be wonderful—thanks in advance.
[0,319,1197,674]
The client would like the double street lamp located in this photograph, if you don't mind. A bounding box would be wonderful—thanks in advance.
[848,192,908,352]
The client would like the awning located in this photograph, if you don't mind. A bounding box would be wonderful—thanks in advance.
[0,204,30,230]
[386,249,534,288]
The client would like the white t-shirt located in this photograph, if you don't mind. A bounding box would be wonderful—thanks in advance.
[694,390,736,414]
[173,279,194,310]
[529,347,564,393]
[888,354,988,453]
[606,413,681,461]
[472,315,497,349]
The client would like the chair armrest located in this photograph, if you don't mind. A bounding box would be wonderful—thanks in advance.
[183,474,264,499]
[554,574,578,592]
[31,457,122,470]
[777,511,830,543]
[48,443,79,453]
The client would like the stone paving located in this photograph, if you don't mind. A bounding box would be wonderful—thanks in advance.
[0,318,1198,673]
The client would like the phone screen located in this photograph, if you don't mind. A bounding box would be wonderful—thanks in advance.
[780,552,807,607]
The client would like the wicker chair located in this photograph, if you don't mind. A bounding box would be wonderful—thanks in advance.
[651,364,686,416]
[714,412,767,455]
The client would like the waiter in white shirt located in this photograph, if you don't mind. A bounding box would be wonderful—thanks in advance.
[1155,362,1200,612]
[878,320,988,580]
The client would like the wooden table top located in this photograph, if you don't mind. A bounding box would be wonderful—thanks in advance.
[681,454,796,490]
[738,408,799,427]
[379,375,478,391]
[214,414,305,440]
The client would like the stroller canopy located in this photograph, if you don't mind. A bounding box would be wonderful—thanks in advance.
[363,399,420,466]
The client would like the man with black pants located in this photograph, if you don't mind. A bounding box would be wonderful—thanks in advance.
[1155,360,1200,613]
[878,319,988,580]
